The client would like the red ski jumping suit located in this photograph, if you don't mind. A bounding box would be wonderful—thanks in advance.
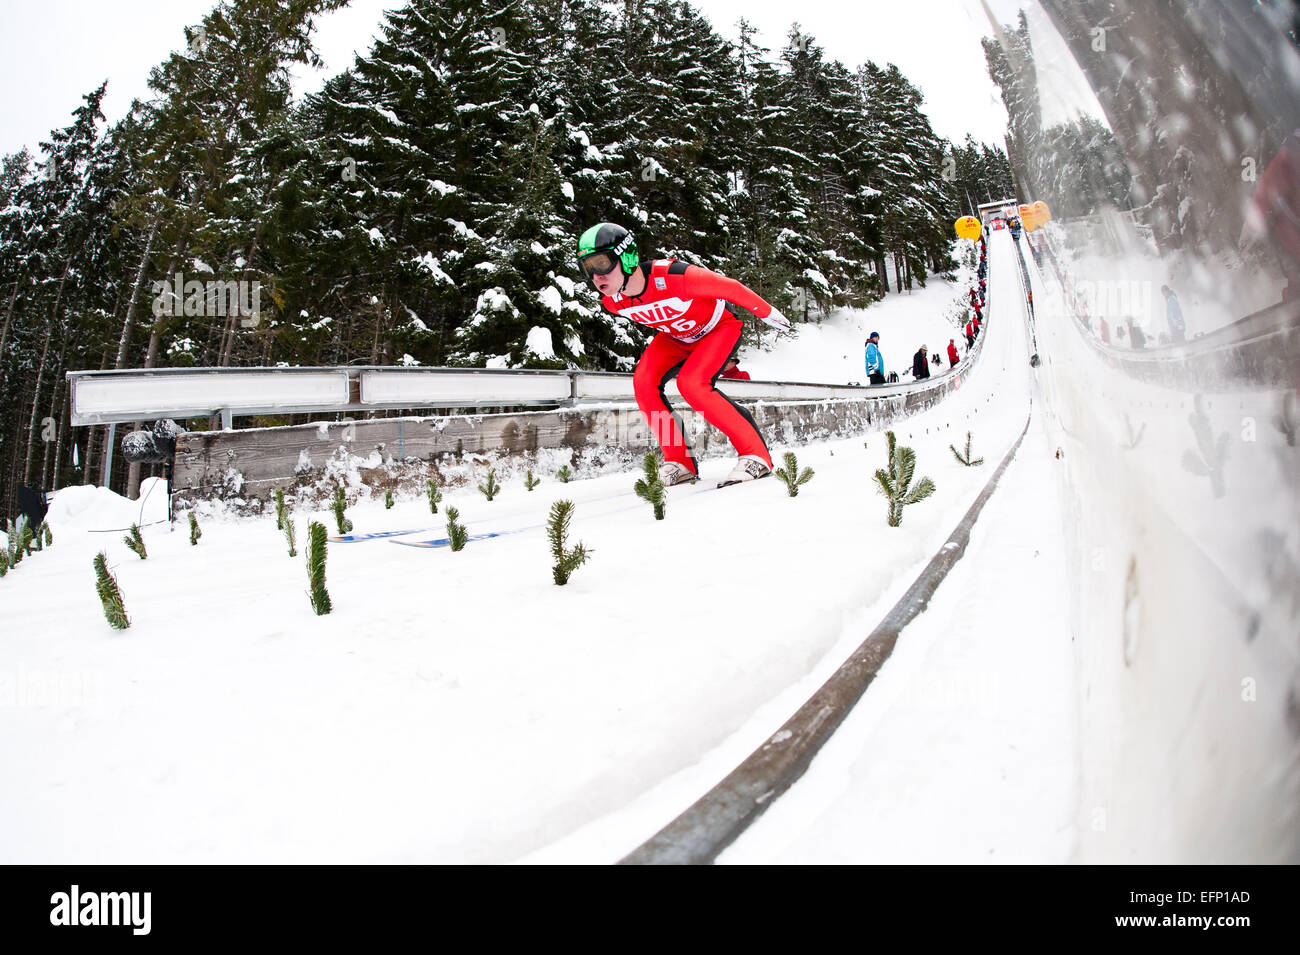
[600,259,774,475]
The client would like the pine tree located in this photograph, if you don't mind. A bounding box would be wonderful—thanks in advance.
[859,62,951,290]
[332,485,353,534]
[445,506,468,551]
[633,452,666,520]
[874,431,936,526]
[275,488,288,529]
[188,511,202,544]
[4,518,26,567]
[981,11,1043,202]
[306,520,330,615]
[426,476,442,514]
[124,523,147,559]
[556,465,572,483]
[950,432,984,467]
[384,488,394,509]
[478,467,499,501]
[547,499,590,585]
[524,469,540,490]
[93,551,130,629]
[284,515,297,557]
[774,451,815,496]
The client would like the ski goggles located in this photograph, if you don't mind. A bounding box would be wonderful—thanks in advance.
[578,251,620,279]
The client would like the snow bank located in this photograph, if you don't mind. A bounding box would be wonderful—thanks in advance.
[45,478,169,532]
[525,325,556,358]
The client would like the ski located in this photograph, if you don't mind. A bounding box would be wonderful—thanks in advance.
[330,528,433,543]
[392,530,507,549]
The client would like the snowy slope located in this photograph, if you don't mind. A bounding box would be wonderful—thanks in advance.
[740,274,972,384]
[0,237,1057,864]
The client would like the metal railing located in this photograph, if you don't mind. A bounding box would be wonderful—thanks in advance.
[67,362,959,429]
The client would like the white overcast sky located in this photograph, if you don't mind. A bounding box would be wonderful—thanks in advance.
[0,0,1101,162]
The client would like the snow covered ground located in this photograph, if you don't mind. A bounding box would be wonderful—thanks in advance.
[740,272,971,384]
[0,236,1075,863]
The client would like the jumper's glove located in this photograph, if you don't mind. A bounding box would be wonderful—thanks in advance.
[761,307,791,332]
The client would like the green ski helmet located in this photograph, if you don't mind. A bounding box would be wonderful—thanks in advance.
[577,222,639,290]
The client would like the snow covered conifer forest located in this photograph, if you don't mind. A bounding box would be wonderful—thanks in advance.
[0,0,1015,511]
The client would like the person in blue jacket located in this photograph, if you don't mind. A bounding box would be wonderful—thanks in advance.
[865,331,885,385]
[1161,285,1186,342]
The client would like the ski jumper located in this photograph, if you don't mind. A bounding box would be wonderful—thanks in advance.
[600,259,774,474]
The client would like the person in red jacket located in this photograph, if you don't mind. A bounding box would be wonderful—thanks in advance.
[1243,127,1300,300]
[577,222,789,486]
[947,339,960,367]
[720,356,750,380]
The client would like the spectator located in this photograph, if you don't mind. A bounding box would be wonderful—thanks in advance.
[947,339,960,367]
[932,351,942,367]
[912,345,931,379]
[1099,315,1110,343]
[865,331,885,385]
[964,319,976,348]
[720,356,750,380]
[1160,285,1186,342]
[1126,319,1145,348]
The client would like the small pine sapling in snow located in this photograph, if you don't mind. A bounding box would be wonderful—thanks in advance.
[124,523,148,559]
[548,500,591,585]
[384,488,394,510]
[0,549,9,577]
[950,432,984,467]
[33,521,45,552]
[93,551,130,630]
[1181,394,1229,498]
[332,486,353,534]
[9,517,30,564]
[874,430,936,527]
[274,488,288,530]
[774,451,815,497]
[284,515,297,557]
[445,506,469,551]
[478,467,500,501]
[306,521,331,615]
[524,469,541,491]
[426,477,442,514]
[189,512,202,545]
[633,452,667,520]
[42,522,52,547]
[556,464,572,483]
[1275,391,1296,447]
[2,520,15,570]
